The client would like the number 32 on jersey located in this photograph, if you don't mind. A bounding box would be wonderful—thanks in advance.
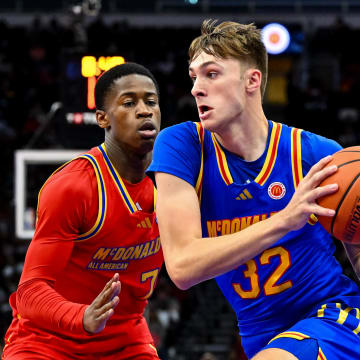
[233,246,293,299]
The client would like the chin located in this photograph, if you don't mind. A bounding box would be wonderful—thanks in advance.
[200,118,220,133]
[137,141,155,156]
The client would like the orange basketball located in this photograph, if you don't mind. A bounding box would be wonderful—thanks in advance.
[317,146,360,244]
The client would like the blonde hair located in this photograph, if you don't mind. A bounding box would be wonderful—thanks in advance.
[189,19,268,98]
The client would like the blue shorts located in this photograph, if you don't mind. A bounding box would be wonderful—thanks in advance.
[261,302,360,359]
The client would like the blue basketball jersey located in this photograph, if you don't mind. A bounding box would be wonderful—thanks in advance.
[148,120,360,358]
[192,121,359,325]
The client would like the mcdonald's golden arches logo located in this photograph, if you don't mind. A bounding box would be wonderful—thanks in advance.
[268,182,286,200]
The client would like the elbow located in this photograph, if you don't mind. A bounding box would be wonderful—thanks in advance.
[169,275,193,291]
[165,262,195,291]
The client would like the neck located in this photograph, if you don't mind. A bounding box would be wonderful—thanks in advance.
[215,103,268,161]
[103,135,151,184]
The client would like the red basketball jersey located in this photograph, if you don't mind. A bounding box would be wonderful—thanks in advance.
[3,144,163,358]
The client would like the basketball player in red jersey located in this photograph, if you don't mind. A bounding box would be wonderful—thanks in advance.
[2,63,163,359]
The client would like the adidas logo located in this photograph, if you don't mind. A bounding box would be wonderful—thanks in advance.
[136,217,152,229]
[236,189,253,200]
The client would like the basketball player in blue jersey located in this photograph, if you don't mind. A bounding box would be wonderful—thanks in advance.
[147,20,360,359]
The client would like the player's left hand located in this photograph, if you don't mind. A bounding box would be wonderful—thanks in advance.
[83,273,121,334]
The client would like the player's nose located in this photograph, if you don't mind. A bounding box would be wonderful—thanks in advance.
[136,100,152,118]
[191,79,206,98]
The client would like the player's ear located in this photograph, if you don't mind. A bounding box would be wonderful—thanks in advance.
[96,110,110,128]
[246,69,262,94]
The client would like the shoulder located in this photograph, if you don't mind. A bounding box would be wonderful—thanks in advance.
[279,121,341,156]
[148,122,203,187]
[301,129,342,157]
[156,121,199,144]
[299,128,342,173]
[40,157,97,202]
[34,157,100,242]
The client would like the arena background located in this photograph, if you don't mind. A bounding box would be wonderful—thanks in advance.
[1,1,360,359]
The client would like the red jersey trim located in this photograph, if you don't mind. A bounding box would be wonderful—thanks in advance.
[211,133,234,186]
[195,122,205,203]
[268,330,310,342]
[255,121,282,186]
[318,348,327,360]
[291,128,318,226]
[291,128,303,189]
[267,329,328,359]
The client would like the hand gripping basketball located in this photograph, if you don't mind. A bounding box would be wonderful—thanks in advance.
[317,146,360,244]
[282,155,338,232]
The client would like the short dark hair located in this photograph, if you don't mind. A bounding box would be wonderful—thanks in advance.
[95,62,160,110]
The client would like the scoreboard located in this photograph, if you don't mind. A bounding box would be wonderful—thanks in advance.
[81,56,125,109]
[58,55,125,149]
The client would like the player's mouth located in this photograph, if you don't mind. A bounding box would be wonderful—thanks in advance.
[198,105,213,120]
[138,120,158,139]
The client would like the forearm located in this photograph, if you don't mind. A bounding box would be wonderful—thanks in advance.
[16,279,87,334]
[160,210,290,290]
[156,157,338,290]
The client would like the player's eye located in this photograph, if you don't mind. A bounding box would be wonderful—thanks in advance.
[190,75,196,83]
[147,100,157,106]
[208,72,217,79]
[123,101,135,107]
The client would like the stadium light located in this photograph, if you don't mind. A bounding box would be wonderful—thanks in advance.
[261,23,290,55]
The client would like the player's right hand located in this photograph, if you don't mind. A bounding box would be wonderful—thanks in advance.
[282,155,338,232]
[83,273,121,334]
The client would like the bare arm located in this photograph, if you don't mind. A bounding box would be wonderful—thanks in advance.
[343,243,360,280]
[155,156,338,290]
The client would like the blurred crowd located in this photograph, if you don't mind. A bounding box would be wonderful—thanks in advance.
[0,12,360,359]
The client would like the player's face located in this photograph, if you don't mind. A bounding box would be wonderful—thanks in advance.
[189,52,246,132]
[103,74,161,155]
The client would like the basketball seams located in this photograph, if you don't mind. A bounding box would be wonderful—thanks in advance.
[317,146,360,243]
[336,145,360,156]
[337,159,360,169]
[331,171,360,236]
[337,150,360,154]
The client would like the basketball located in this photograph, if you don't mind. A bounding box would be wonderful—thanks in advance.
[317,146,360,244]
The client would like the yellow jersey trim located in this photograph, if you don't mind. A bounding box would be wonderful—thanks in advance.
[255,121,282,186]
[36,154,107,242]
[195,122,205,202]
[211,132,233,185]
[98,143,138,214]
[77,154,107,240]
